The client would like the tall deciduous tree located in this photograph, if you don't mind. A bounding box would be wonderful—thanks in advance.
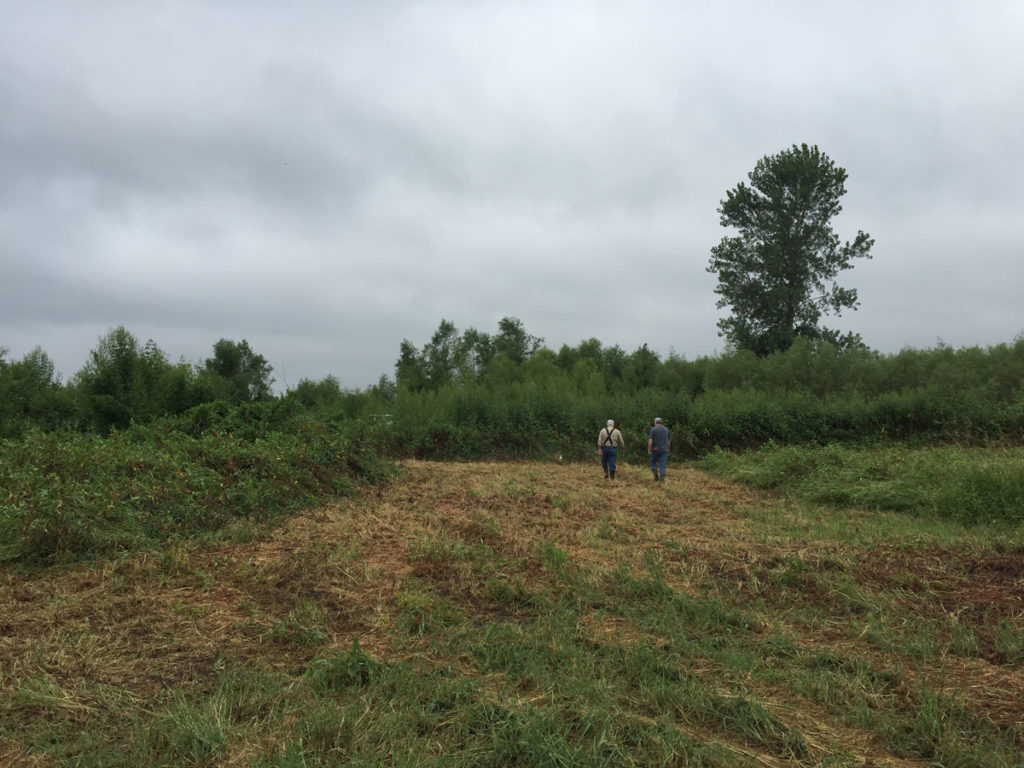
[202,339,274,403]
[74,327,173,431]
[493,317,542,364]
[0,346,75,436]
[422,319,463,390]
[395,339,428,393]
[707,143,874,356]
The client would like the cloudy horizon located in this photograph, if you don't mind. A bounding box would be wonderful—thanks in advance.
[3,1,1022,391]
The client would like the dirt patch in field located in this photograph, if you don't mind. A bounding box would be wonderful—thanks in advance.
[850,545,1024,661]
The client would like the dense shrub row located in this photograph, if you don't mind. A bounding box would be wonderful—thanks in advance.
[345,332,1024,459]
[5,324,1024,452]
[0,329,279,438]
[369,379,1024,461]
[0,409,394,563]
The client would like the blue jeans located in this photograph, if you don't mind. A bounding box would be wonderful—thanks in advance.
[601,447,618,474]
[650,449,667,477]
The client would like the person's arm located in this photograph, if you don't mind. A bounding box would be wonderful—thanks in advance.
[647,437,653,454]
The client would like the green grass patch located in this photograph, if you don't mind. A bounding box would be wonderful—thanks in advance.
[699,443,1024,525]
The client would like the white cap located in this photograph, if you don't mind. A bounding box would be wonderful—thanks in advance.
[654,417,662,423]
[606,419,614,426]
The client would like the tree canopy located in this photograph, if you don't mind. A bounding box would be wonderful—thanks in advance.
[394,317,543,392]
[707,143,874,356]
[202,338,275,404]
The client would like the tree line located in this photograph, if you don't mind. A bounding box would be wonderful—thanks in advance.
[0,327,274,438]
[5,318,1023,456]
[375,318,1024,459]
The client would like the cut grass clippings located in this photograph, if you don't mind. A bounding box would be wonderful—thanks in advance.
[2,455,1023,766]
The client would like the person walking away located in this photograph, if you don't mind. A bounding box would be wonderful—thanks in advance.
[648,417,670,482]
[598,419,625,479]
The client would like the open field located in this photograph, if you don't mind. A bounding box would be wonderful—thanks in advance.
[2,458,1022,766]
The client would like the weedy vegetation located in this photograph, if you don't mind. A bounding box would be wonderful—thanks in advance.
[0,415,393,564]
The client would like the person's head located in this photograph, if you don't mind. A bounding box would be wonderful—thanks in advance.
[653,417,662,425]
[606,419,614,428]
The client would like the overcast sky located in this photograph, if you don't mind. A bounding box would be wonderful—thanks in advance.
[2,1,1022,390]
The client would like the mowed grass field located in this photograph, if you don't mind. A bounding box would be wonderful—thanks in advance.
[2,457,1022,767]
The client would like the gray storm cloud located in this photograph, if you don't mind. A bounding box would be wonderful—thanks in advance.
[2,1,1022,388]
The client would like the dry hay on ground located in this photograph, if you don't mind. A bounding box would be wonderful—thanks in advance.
[1,459,1020,767]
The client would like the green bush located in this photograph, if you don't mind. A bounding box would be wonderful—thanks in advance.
[0,416,395,563]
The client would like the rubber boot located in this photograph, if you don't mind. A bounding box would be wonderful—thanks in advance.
[610,470,615,480]
[652,469,659,482]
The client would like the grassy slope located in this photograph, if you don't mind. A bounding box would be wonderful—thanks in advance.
[1,459,1022,767]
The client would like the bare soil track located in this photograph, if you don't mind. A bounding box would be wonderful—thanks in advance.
[1,459,1021,767]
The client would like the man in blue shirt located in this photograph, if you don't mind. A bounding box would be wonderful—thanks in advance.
[647,417,671,482]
